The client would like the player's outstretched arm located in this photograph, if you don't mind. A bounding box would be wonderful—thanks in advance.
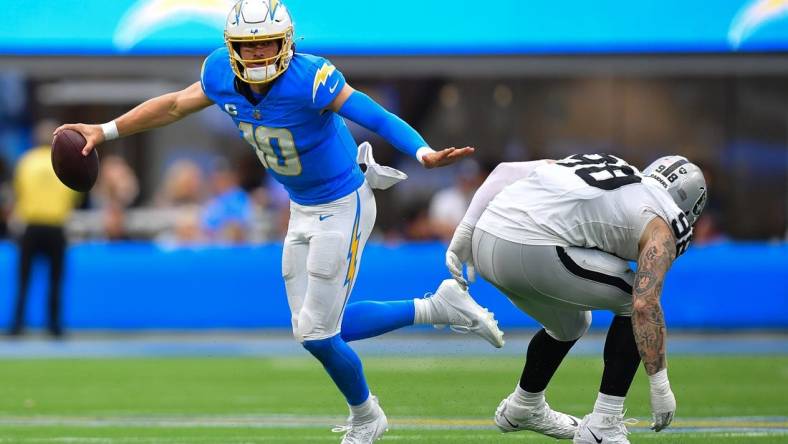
[633,217,678,432]
[330,84,474,168]
[55,81,214,156]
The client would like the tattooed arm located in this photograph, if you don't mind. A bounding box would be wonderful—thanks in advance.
[633,216,678,431]
[633,217,676,374]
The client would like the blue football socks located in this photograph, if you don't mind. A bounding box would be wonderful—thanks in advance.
[302,335,370,406]
[340,300,416,342]
[302,301,416,405]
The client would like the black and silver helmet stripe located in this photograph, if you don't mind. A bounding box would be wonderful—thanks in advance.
[661,158,689,177]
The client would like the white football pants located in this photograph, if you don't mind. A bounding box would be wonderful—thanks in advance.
[472,228,635,341]
[283,182,376,342]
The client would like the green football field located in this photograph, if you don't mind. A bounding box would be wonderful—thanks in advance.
[0,355,785,443]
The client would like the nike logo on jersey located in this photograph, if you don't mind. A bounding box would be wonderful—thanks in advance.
[570,417,579,427]
[319,214,334,221]
[329,79,340,94]
[588,427,603,443]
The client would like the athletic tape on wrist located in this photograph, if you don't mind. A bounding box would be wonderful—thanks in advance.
[416,146,436,165]
[648,368,670,393]
[101,121,119,141]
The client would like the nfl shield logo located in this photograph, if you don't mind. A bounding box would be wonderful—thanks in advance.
[253,109,262,120]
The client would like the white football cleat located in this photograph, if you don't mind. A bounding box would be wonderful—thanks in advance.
[430,279,505,348]
[334,397,388,444]
[574,412,637,444]
[495,393,580,439]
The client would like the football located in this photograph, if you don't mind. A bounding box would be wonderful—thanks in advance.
[51,129,99,192]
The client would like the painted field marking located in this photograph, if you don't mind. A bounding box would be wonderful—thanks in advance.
[0,415,785,433]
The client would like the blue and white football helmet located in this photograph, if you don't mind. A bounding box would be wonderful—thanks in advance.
[643,155,707,225]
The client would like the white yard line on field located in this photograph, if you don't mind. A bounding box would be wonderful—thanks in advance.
[0,415,785,433]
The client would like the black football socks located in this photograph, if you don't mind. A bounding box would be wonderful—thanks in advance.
[599,315,642,397]
[519,328,578,392]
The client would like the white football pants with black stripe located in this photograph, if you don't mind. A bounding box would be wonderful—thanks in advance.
[283,182,376,342]
[472,228,635,342]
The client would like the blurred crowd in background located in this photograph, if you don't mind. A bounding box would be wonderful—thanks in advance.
[0,125,492,246]
[0,75,785,246]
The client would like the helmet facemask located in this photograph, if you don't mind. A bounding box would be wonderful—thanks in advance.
[226,32,294,84]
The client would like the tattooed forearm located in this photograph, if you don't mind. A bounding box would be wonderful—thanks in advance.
[632,220,677,376]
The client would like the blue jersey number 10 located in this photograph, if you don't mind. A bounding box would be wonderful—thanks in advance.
[239,122,302,176]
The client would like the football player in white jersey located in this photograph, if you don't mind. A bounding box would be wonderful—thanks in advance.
[445,154,707,443]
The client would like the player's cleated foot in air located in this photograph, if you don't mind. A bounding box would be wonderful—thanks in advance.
[334,396,388,444]
[574,412,637,444]
[495,393,580,439]
[428,279,504,348]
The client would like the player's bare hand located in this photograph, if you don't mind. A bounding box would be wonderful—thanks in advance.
[54,123,105,156]
[422,147,475,169]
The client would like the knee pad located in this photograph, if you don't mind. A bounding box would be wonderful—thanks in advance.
[296,308,316,341]
[296,308,338,342]
[546,311,592,342]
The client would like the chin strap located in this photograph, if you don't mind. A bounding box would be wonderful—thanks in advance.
[245,65,279,82]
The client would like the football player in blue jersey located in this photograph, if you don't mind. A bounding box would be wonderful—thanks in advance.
[56,1,503,442]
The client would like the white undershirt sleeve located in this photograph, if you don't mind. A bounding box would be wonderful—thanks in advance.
[461,160,549,226]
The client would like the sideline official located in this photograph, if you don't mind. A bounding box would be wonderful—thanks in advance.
[9,120,79,338]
